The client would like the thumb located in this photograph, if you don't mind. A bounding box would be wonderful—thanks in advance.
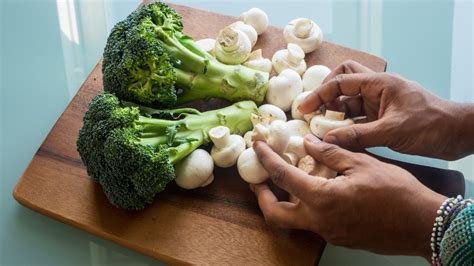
[323,121,386,150]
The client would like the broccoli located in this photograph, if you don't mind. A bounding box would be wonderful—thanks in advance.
[77,92,257,210]
[102,2,269,108]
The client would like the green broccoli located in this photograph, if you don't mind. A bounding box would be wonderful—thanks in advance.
[102,2,269,108]
[77,92,256,210]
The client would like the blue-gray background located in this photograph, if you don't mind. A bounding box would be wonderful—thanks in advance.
[1,0,473,265]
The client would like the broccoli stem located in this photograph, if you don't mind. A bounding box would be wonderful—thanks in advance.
[135,100,257,163]
[156,28,269,105]
[174,64,269,104]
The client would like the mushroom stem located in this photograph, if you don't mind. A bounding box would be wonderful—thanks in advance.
[287,43,305,65]
[209,126,231,149]
[325,110,345,121]
[294,19,313,38]
[218,27,240,52]
[251,124,270,142]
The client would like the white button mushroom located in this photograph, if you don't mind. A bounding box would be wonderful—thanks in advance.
[302,65,331,91]
[195,38,216,56]
[175,149,214,189]
[310,110,354,139]
[291,91,312,120]
[229,21,258,48]
[209,126,246,168]
[266,69,303,112]
[286,136,307,159]
[272,43,307,75]
[237,148,269,184]
[243,49,273,73]
[215,26,252,65]
[239,7,269,35]
[283,18,323,53]
[286,119,311,137]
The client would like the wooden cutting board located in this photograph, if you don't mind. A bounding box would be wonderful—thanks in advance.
[12,3,464,265]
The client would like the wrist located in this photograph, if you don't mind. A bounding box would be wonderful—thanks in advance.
[415,191,447,261]
[449,101,474,159]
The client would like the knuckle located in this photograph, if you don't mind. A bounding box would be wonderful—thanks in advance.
[271,165,288,186]
[319,143,341,159]
[341,60,357,73]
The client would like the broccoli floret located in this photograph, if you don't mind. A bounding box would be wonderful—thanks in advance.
[102,2,269,108]
[77,92,257,210]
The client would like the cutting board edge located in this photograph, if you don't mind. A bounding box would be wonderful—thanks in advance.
[12,175,191,266]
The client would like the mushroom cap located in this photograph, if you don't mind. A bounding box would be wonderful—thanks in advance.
[258,104,287,123]
[303,65,331,91]
[271,44,307,75]
[195,38,216,56]
[239,7,269,35]
[310,114,354,139]
[211,134,246,168]
[215,27,252,65]
[283,18,323,53]
[237,148,269,184]
[265,69,303,111]
[230,21,258,47]
[175,149,214,189]
[286,119,311,137]
[291,91,312,120]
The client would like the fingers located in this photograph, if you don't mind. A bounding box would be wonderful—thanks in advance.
[251,183,301,229]
[324,120,387,150]
[326,95,364,118]
[253,141,325,198]
[304,135,357,173]
[299,73,377,113]
[323,60,374,84]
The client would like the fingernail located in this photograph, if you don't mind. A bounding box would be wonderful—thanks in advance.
[325,135,340,146]
[304,134,320,143]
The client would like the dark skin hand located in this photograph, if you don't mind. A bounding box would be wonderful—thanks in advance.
[299,60,474,160]
[250,60,474,260]
[252,138,445,260]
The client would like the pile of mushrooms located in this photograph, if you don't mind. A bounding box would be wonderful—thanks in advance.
[176,7,360,190]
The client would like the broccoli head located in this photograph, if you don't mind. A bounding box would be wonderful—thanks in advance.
[102,2,269,108]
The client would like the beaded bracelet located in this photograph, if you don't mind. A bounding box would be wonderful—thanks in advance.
[431,195,473,265]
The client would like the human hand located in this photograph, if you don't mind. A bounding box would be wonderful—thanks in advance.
[251,136,446,259]
[299,60,467,160]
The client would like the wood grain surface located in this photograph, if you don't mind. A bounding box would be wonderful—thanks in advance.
[13,3,462,266]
